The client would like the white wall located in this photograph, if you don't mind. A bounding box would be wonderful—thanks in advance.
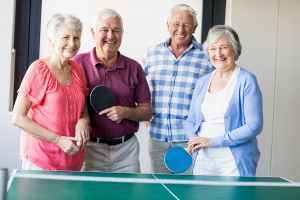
[40,0,203,61]
[271,0,300,180]
[0,0,20,170]
[227,0,300,181]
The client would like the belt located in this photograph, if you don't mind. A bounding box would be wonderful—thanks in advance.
[90,134,134,146]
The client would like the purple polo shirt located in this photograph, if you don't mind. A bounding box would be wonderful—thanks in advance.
[73,48,150,139]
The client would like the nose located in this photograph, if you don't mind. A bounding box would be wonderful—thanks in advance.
[177,24,185,32]
[106,29,114,39]
[215,47,223,56]
[68,38,75,47]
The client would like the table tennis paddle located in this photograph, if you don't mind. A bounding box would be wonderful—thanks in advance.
[89,85,116,113]
[164,146,192,174]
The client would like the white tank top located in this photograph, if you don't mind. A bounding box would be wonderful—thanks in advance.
[194,67,240,176]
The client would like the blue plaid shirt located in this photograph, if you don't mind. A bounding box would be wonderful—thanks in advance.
[143,38,213,142]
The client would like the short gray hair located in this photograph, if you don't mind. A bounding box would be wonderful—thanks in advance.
[47,14,82,42]
[168,4,198,27]
[206,25,242,60]
[93,8,123,31]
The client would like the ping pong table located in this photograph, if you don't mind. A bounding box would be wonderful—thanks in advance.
[5,170,300,200]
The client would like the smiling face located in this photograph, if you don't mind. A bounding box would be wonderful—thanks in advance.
[207,36,236,71]
[51,26,81,61]
[92,16,123,58]
[167,9,196,48]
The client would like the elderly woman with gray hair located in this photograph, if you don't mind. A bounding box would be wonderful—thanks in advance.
[186,25,263,176]
[12,14,90,170]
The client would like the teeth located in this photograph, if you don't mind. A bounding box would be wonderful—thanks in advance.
[215,58,226,61]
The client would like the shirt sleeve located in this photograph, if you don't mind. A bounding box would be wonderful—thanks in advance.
[18,60,48,105]
[134,63,151,104]
[183,78,204,139]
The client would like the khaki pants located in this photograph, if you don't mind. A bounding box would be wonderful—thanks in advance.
[83,135,140,173]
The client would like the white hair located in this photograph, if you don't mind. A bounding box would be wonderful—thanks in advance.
[206,25,242,60]
[168,4,198,27]
[93,8,123,31]
[46,13,82,42]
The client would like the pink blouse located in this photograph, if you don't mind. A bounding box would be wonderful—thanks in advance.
[19,59,87,170]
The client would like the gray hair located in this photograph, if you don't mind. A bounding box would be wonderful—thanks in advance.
[168,4,198,28]
[47,14,82,42]
[93,8,123,31]
[206,25,242,60]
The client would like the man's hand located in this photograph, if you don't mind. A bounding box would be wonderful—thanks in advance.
[99,106,129,124]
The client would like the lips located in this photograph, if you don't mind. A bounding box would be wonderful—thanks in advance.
[65,49,77,54]
[105,41,115,44]
[175,33,186,39]
[62,48,78,58]
[213,57,228,66]
[214,55,227,61]
[103,41,117,47]
[65,48,77,52]
[176,34,185,37]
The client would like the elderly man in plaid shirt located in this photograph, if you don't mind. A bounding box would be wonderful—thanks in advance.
[143,4,213,174]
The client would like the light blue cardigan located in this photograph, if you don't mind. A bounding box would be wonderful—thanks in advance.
[184,67,263,176]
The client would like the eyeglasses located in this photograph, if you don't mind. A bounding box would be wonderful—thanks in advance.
[98,27,123,34]
[207,45,232,53]
[170,22,194,30]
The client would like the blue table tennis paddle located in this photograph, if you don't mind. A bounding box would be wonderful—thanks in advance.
[164,146,192,174]
[89,85,116,113]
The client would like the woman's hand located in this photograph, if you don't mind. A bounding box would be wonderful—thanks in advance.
[56,136,80,155]
[187,137,211,154]
[75,118,90,147]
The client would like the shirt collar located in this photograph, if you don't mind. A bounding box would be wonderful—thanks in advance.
[90,47,125,70]
[162,36,202,50]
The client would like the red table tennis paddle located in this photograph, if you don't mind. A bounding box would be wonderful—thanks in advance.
[164,146,192,174]
[89,85,116,113]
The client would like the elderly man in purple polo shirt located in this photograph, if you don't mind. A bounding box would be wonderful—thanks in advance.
[74,8,152,173]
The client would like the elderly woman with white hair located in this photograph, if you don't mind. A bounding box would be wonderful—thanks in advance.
[12,14,90,170]
[186,25,263,176]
